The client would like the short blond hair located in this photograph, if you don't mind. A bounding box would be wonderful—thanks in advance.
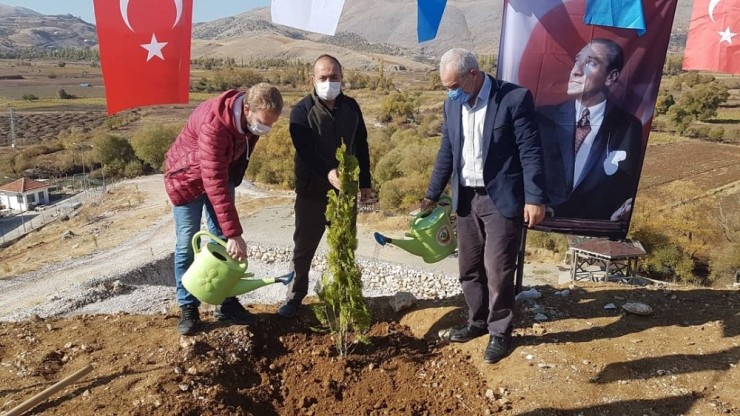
[246,83,283,114]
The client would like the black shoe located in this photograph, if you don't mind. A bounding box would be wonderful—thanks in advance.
[214,297,255,325]
[484,335,512,364]
[445,325,487,343]
[178,305,200,336]
[277,301,301,318]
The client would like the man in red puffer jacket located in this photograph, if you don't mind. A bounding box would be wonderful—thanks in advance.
[164,83,283,335]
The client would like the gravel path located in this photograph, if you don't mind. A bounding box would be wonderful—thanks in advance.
[0,175,562,321]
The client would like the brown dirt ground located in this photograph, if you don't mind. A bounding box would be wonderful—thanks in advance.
[0,284,738,415]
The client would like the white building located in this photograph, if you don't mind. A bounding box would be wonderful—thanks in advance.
[0,178,50,211]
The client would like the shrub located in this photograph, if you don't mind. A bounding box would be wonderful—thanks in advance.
[192,68,264,92]
[21,94,38,101]
[723,127,740,144]
[666,106,693,134]
[379,91,420,123]
[367,126,397,176]
[102,111,141,130]
[527,231,568,254]
[417,113,443,138]
[709,245,740,286]
[372,127,439,212]
[56,89,74,99]
[246,121,294,188]
[654,89,674,115]
[708,126,725,141]
[630,182,720,283]
[123,160,145,178]
[379,174,428,212]
[684,125,710,138]
[131,123,179,171]
[93,132,137,168]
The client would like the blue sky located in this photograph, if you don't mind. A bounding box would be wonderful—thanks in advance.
[0,0,270,24]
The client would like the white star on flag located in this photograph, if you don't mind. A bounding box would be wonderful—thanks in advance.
[140,34,168,61]
[718,26,737,44]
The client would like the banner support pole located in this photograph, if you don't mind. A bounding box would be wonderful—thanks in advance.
[515,225,528,295]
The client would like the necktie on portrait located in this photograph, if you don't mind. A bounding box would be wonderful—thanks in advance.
[574,108,591,154]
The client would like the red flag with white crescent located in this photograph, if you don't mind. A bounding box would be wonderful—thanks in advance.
[683,0,740,74]
[93,0,193,115]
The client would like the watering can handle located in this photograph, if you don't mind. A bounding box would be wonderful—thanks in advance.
[415,194,453,220]
[191,230,228,255]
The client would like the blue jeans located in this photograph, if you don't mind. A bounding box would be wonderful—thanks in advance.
[172,191,231,307]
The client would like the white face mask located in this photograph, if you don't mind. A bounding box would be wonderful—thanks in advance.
[315,81,342,101]
[248,122,271,136]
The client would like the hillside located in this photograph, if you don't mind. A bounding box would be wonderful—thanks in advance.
[0,4,96,52]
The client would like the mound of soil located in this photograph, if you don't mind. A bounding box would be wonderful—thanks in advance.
[1,285,738,415]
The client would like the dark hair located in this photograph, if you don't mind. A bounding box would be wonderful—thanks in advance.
[590,38,624,73]
[313,54,343,74]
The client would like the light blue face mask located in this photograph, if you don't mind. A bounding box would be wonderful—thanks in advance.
[447,75,472,104]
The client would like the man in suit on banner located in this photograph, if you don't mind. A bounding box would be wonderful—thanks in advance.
[536,38,643,222]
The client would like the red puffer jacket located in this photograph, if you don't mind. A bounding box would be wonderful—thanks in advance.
[164,90,258,238]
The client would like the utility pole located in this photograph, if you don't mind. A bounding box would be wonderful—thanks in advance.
[8,106,17,151]
[82,147,87,192]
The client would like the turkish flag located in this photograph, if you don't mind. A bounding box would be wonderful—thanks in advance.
[683,0,740,74]
[93,0,193,115]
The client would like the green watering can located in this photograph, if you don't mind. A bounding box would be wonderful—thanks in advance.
[374,195,457,263]
[182,231,294,305]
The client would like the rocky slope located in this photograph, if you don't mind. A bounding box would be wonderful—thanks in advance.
[0,4,96,51]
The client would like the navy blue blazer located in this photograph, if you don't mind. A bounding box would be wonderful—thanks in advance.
[536,99,643,220]
[425,75,547,219]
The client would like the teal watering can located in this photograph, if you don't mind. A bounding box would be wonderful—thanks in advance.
[374,195,457,263]
[182,231,294,305]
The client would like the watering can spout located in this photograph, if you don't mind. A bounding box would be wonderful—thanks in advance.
[229,271,295,297]
[374,232,429,258]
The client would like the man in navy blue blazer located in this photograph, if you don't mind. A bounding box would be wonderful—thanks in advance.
[421,48,547,364]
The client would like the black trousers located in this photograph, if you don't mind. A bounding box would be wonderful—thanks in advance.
[286,192,328,304]
[456,187,522,337]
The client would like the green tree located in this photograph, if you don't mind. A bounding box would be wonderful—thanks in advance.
[678,81,730,121]
[314,144,371,356]
[90,132,137,177]
[666,105,693,134]
[130,123,179,171]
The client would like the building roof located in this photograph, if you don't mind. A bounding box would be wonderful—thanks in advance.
[0,178,49,193]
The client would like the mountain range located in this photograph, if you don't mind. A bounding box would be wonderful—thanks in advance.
[0,1,693,68]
